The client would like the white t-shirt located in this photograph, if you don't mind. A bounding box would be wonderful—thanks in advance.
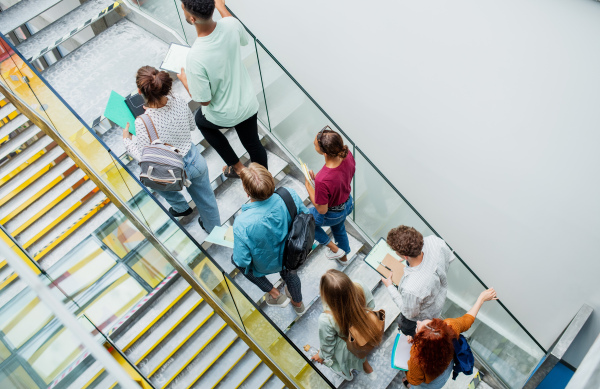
[186,17,259,128]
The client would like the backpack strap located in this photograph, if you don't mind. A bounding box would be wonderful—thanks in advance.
[139,114,159,143]
[275,187,297,223]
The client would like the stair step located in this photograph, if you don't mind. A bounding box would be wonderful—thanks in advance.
[114,277,191,351]
[140,302,215,377]
[260,234,364,331]
[0,103,15,122]
[260,374,285,389]
[236,361,275,389]
[126,289,202,364]
[0,125,42,161]
[0,114,29,145]
[372,283,402,331]
[42,19,169,125]
[27,191,111,260]
[215,150,288,224]
[18,185,103,247]
[64,360,103,389]
[16,0,118,61]
[6,174,92,236]
[165,326,238,389]
[345,253,381,292]
[0,0,63,35]
[189,338,249,389]
[214,351,262,389]
[150,314,229,388]
[90,370,118,389]
[0,151,73,210]
[0,137,55,189]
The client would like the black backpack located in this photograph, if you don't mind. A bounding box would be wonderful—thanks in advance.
[276,188,315,270]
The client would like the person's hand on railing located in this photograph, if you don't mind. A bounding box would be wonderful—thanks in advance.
[311,352,324,364]
[479,288,498,302]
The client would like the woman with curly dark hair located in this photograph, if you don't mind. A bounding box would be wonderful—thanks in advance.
[403,288,497,388]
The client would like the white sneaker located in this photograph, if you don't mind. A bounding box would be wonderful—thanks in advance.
[366,371,377,381]
[326,248,346,260]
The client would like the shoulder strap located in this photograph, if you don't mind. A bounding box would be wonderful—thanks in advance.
[275,187,297,222]
[140,114,159,142]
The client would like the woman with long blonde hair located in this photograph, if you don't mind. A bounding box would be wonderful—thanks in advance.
[312,270,382,381]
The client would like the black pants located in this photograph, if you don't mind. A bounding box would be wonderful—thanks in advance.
[195,109,268,169]
[398,313,417,337]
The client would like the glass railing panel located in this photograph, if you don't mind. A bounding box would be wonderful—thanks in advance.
[353,148,435,238]
[126,0,191,43]
[241,38,270,130]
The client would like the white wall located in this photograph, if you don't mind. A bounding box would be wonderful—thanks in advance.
[228,0,600,366]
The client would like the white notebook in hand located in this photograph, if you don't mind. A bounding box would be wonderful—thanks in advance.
[391,333,411,371]
[160,43,191,73]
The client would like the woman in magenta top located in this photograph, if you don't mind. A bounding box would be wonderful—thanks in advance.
[305,126,355,264]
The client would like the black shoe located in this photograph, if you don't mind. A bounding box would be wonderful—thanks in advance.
[198,217,206,232]
[169,207,193,217]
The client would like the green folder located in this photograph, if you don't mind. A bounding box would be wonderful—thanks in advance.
[104,90,136,135]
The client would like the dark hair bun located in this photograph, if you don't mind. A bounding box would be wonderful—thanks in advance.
[136,66,173,105]
[320,129,349,159]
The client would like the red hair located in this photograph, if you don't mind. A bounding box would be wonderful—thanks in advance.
[412,318,456,378]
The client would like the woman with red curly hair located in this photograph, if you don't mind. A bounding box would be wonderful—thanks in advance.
[404,288,497,388]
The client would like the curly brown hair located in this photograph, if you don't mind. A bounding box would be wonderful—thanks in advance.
[412,318,456,378]
[387,226,424,257]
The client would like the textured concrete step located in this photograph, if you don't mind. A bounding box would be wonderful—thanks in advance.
[126,289,202,364]
[16,0,117,61]
[260,233,364,331]
[0,103,15,121]
[150,314,229,388]
[113,277,190,350]
[260,374,286,389]
[0,125,41,161]
[64,360,103,389]
[189,337,249,389]
[345,253,381,292]
[214,351,261,389]
[0,136,54,187]
[0,0,63,35]
[139,302,215,378]
[236,361,274,389]
[90,370,118,389]
[42,19,169,125]
[372,283,402,331]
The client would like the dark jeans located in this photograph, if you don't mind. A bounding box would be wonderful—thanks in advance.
[232,258,303,303]
[398,312,417,337]
[195,109,268,169]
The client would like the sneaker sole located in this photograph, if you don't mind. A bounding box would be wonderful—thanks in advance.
[266,297,290,308]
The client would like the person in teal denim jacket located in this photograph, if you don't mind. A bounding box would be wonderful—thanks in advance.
[233,163,309,315]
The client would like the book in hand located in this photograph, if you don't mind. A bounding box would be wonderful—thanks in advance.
[391,333,411,371]
[160,43,191,73]
[364,238,406,286]
[377,253,405,285]
[125,93,145,118]
[300,159,315,188]
[104,90,136,135]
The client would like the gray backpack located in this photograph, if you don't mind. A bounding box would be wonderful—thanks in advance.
[138,114,190,192]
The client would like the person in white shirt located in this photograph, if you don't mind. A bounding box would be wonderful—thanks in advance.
[123,66,220,233]
[177,0,268,179]
[381,226,455,336]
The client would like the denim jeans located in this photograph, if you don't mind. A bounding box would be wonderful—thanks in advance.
[412,360,453,389]
[156,143,220,233]
[309,196,353,254]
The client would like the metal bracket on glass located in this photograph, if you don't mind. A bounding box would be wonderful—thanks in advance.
[523,304,593,388]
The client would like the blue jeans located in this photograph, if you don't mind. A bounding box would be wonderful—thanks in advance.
[309,196,353,254]
[156,143,220,233]
[412,360,453,389]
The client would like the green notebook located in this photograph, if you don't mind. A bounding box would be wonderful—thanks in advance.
[104,90,136,135]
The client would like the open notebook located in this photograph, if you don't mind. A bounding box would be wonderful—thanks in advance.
[160,43,191,73]
[364,238,406,286]
[391,333,411,371]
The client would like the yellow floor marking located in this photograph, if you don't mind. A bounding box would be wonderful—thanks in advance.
[33,198,110,260]
[184,337,238,389]
[81,369,105,389]
[22,201,82,249]
[0,273,17,290]
[0,162,57,208]
[0,145,53,188]
[257,372,274,389]
[235,360,262,389]
[135,298,203,364]
[211,350,248,389]
[123,285,192,351]
[10,188,72,236]
[148,310,215,377]
[161,323,228,389]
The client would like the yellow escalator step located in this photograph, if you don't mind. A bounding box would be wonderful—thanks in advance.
[185,337,238,389]
[32,198,111,260]
[161,323,227,389]
[148,310,215,377]
[211,351,248,389]
[135,298,203,364]
[0,153,68,208]
[123,285,192,351]
[235,360,262,389]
